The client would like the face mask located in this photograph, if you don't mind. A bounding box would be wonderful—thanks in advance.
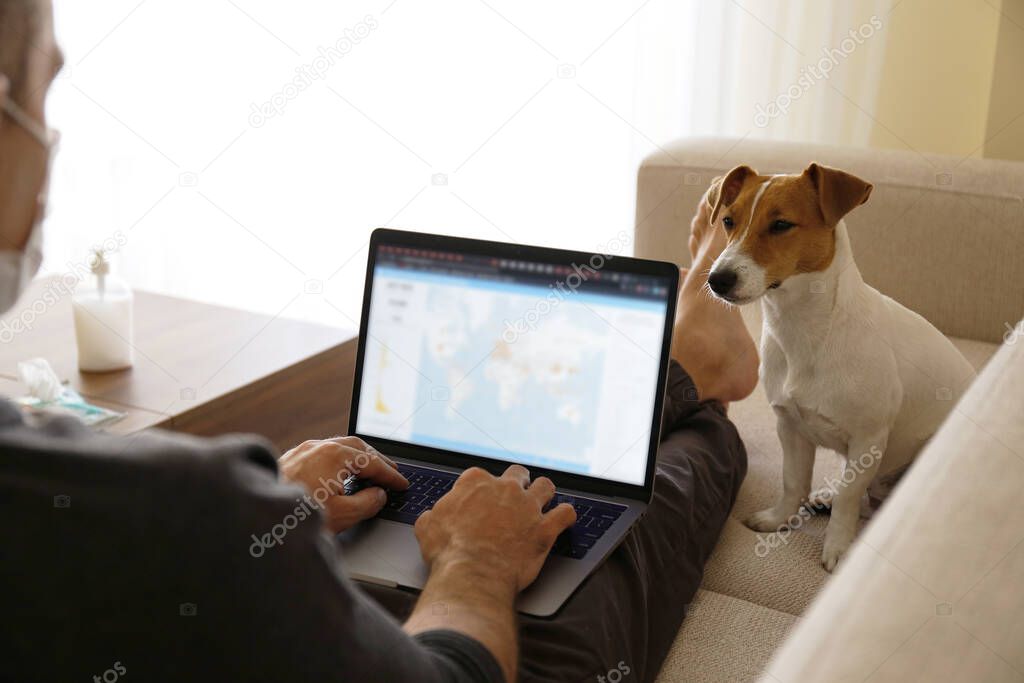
[0,96,58,314]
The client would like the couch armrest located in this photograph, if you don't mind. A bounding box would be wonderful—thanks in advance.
[756,326,1024,682]
[635,137,1024,343]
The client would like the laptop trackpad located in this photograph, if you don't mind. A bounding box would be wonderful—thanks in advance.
[339,519,429,590]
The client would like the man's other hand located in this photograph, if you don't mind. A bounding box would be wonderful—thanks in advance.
[279,436,408,533]
[413,465,577,593]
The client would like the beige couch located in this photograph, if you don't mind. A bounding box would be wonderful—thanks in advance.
[636,137,1024,682]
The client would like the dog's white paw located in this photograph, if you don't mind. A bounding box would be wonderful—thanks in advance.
[821,527,856,572]
[745,507,793,533]
[807,488,834,510]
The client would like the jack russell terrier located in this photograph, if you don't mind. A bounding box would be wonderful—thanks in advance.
[702,162,976,571]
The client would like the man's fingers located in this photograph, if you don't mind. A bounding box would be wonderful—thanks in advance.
[414,508,432,531]
[350,487,387,518]
[541,503,577,538]
[453,467,490,491]
[501,464,530,489]
[526,476,556,508]
[324,487,386,531]
[308,441,407,491]
[353,452,409,490]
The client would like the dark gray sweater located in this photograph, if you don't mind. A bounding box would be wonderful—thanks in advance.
[0,400,503,682]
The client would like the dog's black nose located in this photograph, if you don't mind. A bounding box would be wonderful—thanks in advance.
[707,269,738,296]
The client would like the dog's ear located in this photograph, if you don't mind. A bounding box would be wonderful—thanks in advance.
[710,165,756,224]
[704,175,724,211]
[803,162,872,227]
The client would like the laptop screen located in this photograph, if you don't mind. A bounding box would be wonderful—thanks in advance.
[354,239,673,486]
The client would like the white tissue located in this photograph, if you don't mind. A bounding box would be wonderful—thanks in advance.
[17,358,65,403]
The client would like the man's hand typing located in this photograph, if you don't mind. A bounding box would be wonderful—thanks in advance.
[405,464,577,683]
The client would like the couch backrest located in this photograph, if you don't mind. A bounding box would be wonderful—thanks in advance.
[635,137,1024,343]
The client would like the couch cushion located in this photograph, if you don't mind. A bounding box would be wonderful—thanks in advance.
[696,303,1001,616]
[655,590,797,683]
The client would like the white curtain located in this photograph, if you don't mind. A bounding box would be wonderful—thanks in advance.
[43,0,891,327]
[631,0,890,151]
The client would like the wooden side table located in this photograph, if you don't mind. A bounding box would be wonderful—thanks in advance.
[0,277,358,453]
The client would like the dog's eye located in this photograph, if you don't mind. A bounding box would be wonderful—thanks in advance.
[722,216,734,229]
[770,220,795,234]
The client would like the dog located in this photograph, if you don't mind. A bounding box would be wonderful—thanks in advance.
[702,162,976,571]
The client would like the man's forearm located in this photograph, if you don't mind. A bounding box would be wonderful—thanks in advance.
[403,555,518,683]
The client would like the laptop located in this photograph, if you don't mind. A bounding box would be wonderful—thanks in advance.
[340,228,679,617]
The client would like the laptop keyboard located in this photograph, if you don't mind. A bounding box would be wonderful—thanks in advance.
[345,462,627,560]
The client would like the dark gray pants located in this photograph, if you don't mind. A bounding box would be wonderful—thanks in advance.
[364,361,748,683]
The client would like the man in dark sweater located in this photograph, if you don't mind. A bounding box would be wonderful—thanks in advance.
[0,2,758,681]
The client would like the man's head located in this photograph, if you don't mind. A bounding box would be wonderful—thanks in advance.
[0,0,62,256]
[705,162,872,304]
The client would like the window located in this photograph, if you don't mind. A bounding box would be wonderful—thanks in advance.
[47,0,681,327]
